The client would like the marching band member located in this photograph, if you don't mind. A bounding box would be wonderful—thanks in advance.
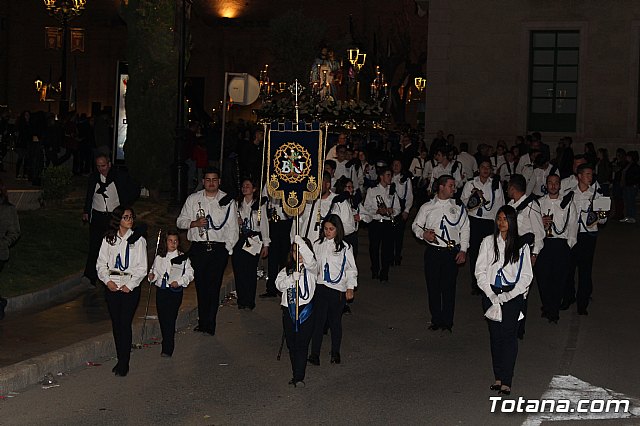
[233,179,269,310]
[432,147,464,190]
[412,175,469,332]
[334,145,356,182]
[497,150,517,196]
[96,206,147,376]
[363,166,400,283]
[331,177,362,257]
[391,158,414,266]
[475,205,533,396]
[261,184,292,298]
[148,230,194,357]
[507,174,545,339]
[176,167,239,336]
[461,158,505,295]
[526,153,558,198]
[308,214,357,366]
[276,235,317,387]
[561,164,607,315]
[409,149,432,208]
[294,172,336,244]
[537,174,578,323]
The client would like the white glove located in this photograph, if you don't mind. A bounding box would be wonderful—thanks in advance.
[294,235,305,247]
[488,293,501,305]
[292,271,301,282]
[498,292,510,304]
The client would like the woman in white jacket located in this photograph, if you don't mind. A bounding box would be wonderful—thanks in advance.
[475,205,533,396]
[97,206,147,377]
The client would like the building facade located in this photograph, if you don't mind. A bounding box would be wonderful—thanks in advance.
[425,0,640,151]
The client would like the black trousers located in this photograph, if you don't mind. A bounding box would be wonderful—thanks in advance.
[392,216,407,262]
[536,238,570,320]
[424,245,458,328]
[105,286,141,368]
[468,217,495,292]
[266,219,292,295]
[564,233,597,310]
[84,210,111,283]
[156,287,183,356]
[482,294,523,387]
[282,306,315,382]
[344,232,359,259]
[232,242,259,309]
[369,220,393,278]
[190,241,229,334]
[311,284,346,357]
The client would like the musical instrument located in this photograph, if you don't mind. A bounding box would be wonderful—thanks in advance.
[376,195,396,225]
[544,209,554,238]
[416,224,459,251]
[585,196,611,227]
[196,202,212,251]
[466,188,489,211]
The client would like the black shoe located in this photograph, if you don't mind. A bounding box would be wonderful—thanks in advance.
[193,325,205,333]
[489,383,502,391]
[560,298,576,311]
[115,365,129,377]
[498,387,511,396]
[428,324,440,331]
[289,378,305,387]
[161,353,172,358]
[307,354,320,366]
[577,308,588,316]
[0,297,7,320]
[442,326,452,333]
[371,271,379,280]
[259,292,277,298]
[330,353,341,364]
[394,257,402,266]
[238,305,247,310]
[112,363,119,374]
[379,275,389,282]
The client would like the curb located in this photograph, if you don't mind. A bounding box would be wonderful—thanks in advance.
[0,295,198,395]
[5,272,84,313]
[0,269,237,395]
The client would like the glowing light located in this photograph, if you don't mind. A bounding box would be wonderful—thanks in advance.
[215,0,244,18]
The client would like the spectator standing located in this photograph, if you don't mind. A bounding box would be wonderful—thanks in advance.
[0,179,21,320]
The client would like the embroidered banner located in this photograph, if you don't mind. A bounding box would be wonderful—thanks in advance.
[266,123,324,217]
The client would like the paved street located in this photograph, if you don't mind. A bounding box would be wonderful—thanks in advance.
[1,221,639,425]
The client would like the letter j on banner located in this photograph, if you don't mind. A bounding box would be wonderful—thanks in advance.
[266,123,324,217]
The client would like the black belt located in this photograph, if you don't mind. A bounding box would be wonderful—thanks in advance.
[193,241,225,246]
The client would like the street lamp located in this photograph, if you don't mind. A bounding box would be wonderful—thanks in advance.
[42,0,87,116]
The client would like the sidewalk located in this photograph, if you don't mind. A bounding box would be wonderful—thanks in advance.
[0,267,236,395]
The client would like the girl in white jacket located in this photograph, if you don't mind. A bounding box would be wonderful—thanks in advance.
[475,205,533,396]
[148,230,194,358]
[275,235,316,387]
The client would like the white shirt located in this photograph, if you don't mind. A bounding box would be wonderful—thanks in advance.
[498,161,516,186]
[475,236,533,303]
[461,176,505,221]
[411,197,470,252]
[491,154,506,173]
[527,164,557,197]
[392,173,414,214]
[538,194,578,248]
[508,194,545,255]
[92,174,120,213]
[515,153,531,175]
[335,159,355,181]
[176,189,240,254]
[293,192,337,243]
[238,197,270,247]
[261,185,289,222]
[329,198,359,235]
[276,239,317,308]
[561,175,601,197]
[363,183,401,222]
[313,238,358,292]
[96,228,147,291]
[572,185,608,233]
[409,157,429,181]
[456,151,478,182]
[432,161,464,188]
[150,250,195,288]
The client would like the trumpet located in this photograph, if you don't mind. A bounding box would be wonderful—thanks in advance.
[197,202,212,251]
[197,202,206,237]
[466,188,489,211]
[376,195,396,225]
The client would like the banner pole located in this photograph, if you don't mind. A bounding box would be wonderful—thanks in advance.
[295,214,300,326]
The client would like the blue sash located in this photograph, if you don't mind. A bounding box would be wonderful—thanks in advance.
[206,203,232,231]
[494,248,525,289]
[287,270,313,331]
[323,251,347,284]
[114,243,130,271]
[160,260,186,293]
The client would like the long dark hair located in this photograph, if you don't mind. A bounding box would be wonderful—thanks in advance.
[492,205,520,267]
[157,229,181,257]
[105,206,134,245]
[318,214,346,251]
[285,236,314,275]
